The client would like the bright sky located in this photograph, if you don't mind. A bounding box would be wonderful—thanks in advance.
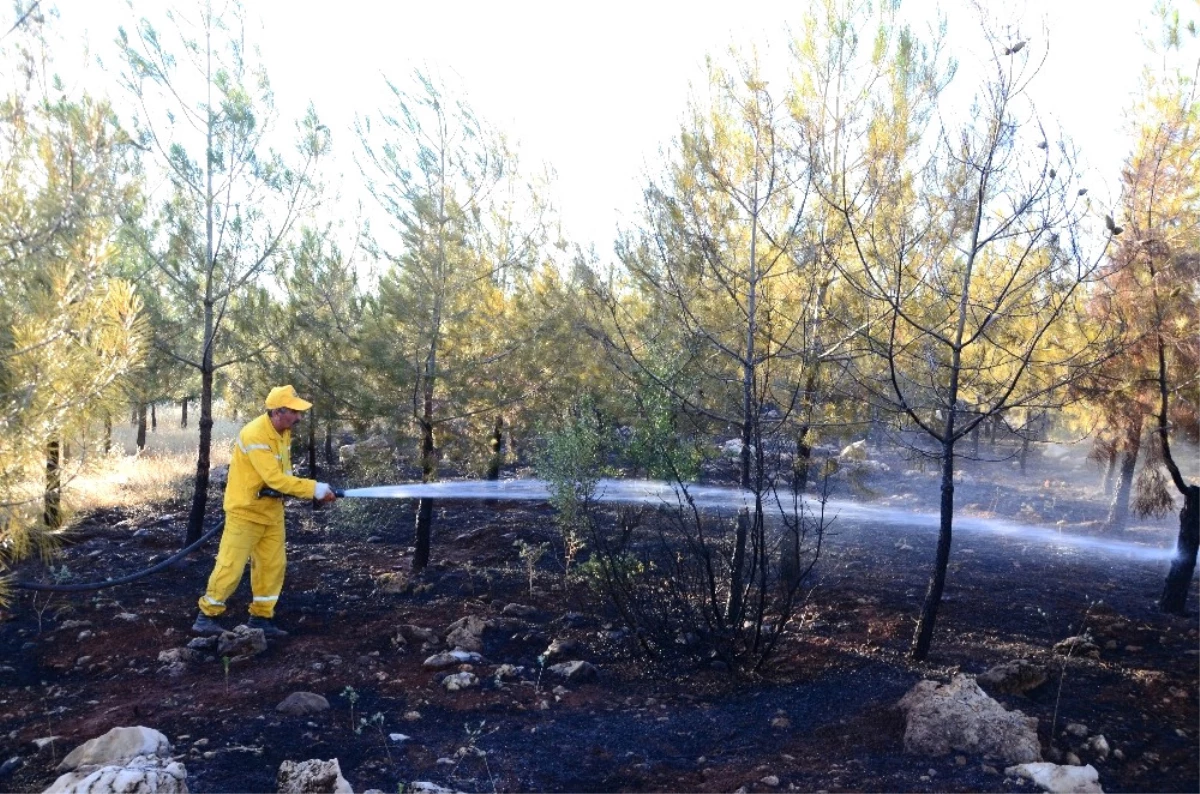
[53,0,1189,254]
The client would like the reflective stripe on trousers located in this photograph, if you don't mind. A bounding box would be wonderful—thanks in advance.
[197,514,287,619]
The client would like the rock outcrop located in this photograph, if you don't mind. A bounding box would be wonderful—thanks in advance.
[897,674,1041,764]
[56,727,171,772]
[277,692,332,716]
[976,659,1049,696]
[44,726,186,794]
[277,758,354,793]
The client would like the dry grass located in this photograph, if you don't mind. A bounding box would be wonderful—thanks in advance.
[66,404,241,516]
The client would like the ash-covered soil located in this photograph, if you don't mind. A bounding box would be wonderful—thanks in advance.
[1,443,1197,793]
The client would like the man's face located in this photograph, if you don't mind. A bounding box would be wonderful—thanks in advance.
[271,407,304,432]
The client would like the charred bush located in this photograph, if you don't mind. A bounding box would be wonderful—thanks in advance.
[576,482,825,672]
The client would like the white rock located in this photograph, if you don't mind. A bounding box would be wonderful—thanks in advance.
[838,440,867,460]
[897,674,1041,764]
[1006,762,1104,793]
[44,756,187,793]
[493,664,524,681]
[217,624,268,658]
[57,727,171,772]
[277,758,353,794]
[409,783,459,794]
[444,615,487,653]
[442,672,479,691]
[423,650,483,670]
[548,660,598,683]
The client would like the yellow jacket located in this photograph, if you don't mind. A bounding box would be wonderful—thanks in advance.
[223,413,317,524]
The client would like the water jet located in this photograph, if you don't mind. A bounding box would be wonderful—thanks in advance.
[333,478,1176,563]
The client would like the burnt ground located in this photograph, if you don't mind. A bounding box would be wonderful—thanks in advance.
[0,444,1197,793]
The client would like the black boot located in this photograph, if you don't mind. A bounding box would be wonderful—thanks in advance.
[191,613,226,635]
[247,616,289,638]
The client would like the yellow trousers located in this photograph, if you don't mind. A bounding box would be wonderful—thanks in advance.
[198,514,286,619]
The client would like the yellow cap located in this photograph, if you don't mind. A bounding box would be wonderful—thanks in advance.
[264,385,312,411]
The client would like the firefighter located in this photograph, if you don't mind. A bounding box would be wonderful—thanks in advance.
[192,385,337,637]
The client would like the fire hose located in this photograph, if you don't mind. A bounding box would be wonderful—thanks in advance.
[8,482,472,593]
[11,518,225,593]
[10,486,345,593]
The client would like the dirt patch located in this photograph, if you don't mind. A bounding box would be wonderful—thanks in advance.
[1,447,1196,793]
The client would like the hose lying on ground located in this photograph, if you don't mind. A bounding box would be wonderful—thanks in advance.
[10,519,225,593]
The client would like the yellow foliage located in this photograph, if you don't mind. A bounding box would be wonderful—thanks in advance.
[0,40,146,601]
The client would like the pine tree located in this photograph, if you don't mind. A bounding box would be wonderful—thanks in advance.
[357,69,557,568]
[820,13,1117,659]
[116,0,328,544]
[0,6,145,600]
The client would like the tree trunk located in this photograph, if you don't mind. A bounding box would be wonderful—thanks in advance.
[739,420,753,489]
[1160,485,1199,614]
[1101,448,1118,495]
[185,364,214,546]
[43,437,61,529]
[103,412,112,455]
[306,409,321,510]
[136,402,148,451]
[793,359,820,493]
[725,507,751,626]
[1107,448,1139,528]
[485,415,504,481]
[151,402,157,432]
[794,427,812,493]
[1107,417,1143,529]
[185,25,217,550]
[181,397,188,429]
[324,424,334,466]
[740,192,758,492]
[912,438,955,660]
[1019,432,1030,476]
[307,407,318,479]
[413,415,436,570]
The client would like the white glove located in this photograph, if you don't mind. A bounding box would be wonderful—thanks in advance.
[314,482,332,500]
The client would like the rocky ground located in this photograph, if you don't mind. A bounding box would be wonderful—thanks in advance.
[0,442,1197,793]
